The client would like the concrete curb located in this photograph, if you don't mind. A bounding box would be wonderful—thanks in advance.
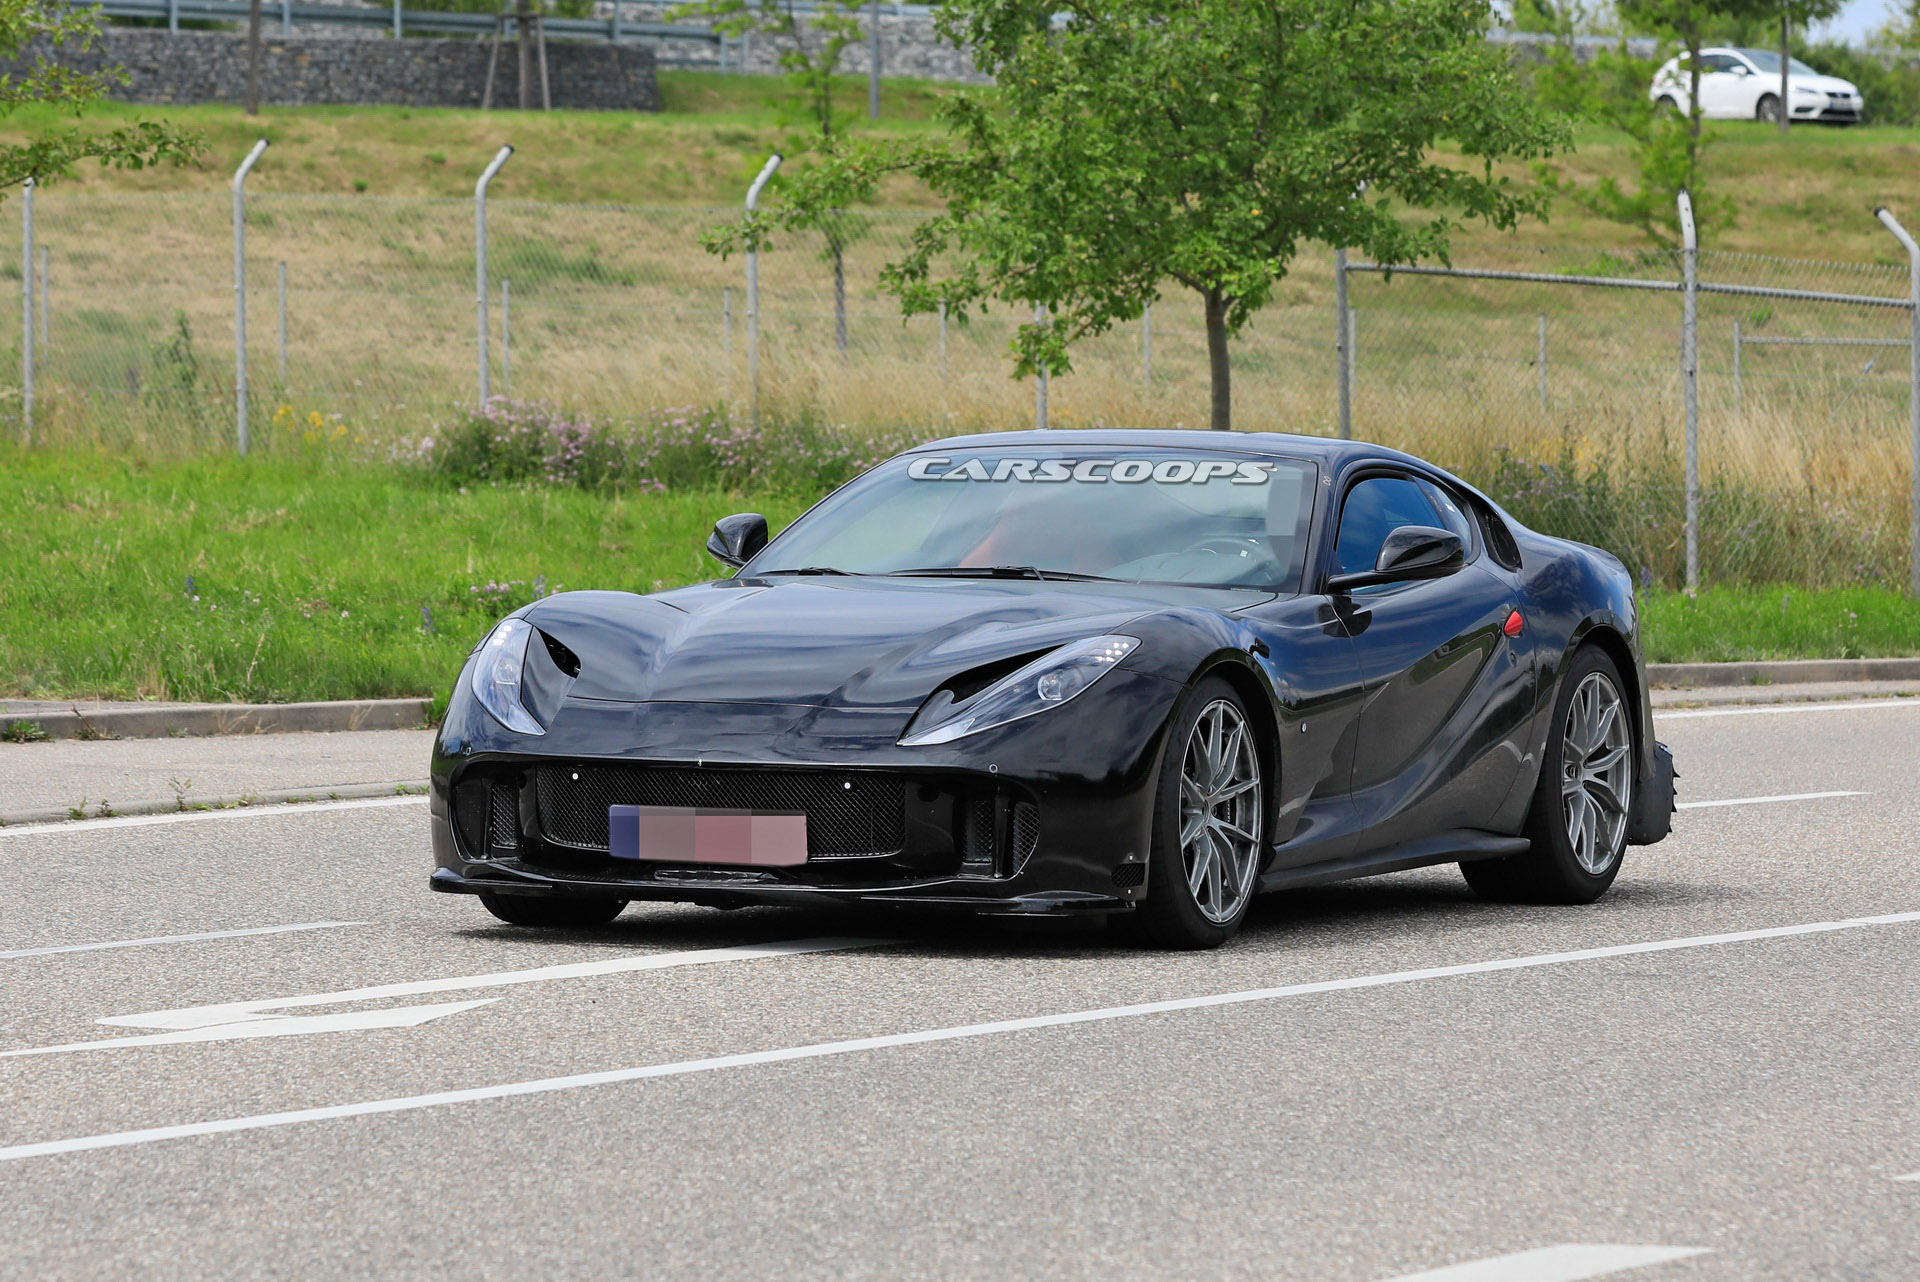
[1646,658,1920,689]
[0,779,430,828]
[1,698,433,742]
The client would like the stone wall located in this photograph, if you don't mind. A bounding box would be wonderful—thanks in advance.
[2,28,658,111]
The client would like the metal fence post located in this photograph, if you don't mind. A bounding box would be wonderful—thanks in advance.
[1536,313,1548,412]
[19,177,31,442]
[1679,189,1700,594]
[168,0,177,31]
[501,278,511,388]
[1874,205,1920,598]
[474,144,512,404]
[1334,247,1352,439]
[281,0,290,35]
[1034,302,1048,430]
[1732,320,1742,409]
[392,0,401,38]
[1142,303,1152,387]
[744,151,781,428]
[276,261,287,384]
[232,138,269,455]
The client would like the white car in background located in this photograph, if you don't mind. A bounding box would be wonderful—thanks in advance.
[1650,47,1864,124]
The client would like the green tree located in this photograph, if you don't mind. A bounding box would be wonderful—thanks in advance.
[1769,0,1845,134]
[715,0,1566,431]
[0,0,201,191]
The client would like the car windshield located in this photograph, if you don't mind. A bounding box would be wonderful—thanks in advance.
[1737,49,1818,76]
[747,447,1318,592]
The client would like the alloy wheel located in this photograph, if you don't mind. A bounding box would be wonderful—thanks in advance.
[1561,672,1632,875]
[1178,699,1263,924]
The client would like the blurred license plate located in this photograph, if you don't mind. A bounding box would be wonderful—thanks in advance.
[609,805,808,866]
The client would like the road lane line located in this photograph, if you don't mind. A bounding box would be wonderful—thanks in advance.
[1374,1243,1709,1282]
[1657,698,1920,721]
[0,795,426,838]
[2,911,1914,1165]
[90,936,890,1033]
[1676,790,1865,810]
[0,921,363,960]
[1894,1171,1920,1181]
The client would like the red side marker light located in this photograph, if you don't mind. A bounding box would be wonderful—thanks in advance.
[1503,610,1525,638]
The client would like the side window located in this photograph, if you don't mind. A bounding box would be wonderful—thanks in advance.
[1334,476,1440,577]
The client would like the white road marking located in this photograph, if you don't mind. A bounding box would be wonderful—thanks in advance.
[2,1000,497,1057]
[0,921,363,960]
[0,794,426,838]
[1657,697,1920,721]
[1374,1243,1710,1282]
[1,911,1912,1165]
[1676,790,1866,810]
[89,936,887,1033]
[1894,1171,1920,1181]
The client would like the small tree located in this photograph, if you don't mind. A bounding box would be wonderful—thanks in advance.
[716,0,1566,431]
[0,0,201,190]
[1772,0,1844,135]
[672,0,873,353]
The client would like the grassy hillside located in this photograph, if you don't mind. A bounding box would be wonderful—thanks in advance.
[3,72,1918,256]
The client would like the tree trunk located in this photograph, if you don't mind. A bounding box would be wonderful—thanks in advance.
[517,2,533,112]
[1685,35,1702,193]
[1204,288,1231,432]
[833,245,847,357]
[245,0,262,116]
[1779,12,1791,136]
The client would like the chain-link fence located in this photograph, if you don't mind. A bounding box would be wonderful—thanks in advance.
[5,182,1915,593]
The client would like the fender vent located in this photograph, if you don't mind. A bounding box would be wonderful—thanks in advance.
[1111,862,1146,890]
[488,781,521,850]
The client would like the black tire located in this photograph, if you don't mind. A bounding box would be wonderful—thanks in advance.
[1119,677,1267,950]
[1756,94,1781,124]
[478,892,626,928]
[1461,645,1634,905]
[1655,95,1681,117]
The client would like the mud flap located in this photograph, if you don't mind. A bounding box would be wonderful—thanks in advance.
[1628,740,1677,845]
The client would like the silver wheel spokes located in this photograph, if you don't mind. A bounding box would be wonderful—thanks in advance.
[1561,672,1632,875]
[1179,700,1263,925]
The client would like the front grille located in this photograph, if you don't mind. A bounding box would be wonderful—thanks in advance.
[533,764,905,860]
[959,796,996,873]
[488,782,520,850]
[1011,802,1040,871]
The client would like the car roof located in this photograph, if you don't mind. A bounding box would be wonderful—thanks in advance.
[905,428,1429,472]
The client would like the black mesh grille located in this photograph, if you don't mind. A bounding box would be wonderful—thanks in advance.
[1011,802,1040,871]
[488,782,520,850]
[534,764,905,860]
[1112,862,1146,889]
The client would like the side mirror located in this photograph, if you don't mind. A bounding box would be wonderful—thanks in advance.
[706,513,768,568]
[1730,64,1749,76]
[1326,525,1465,593]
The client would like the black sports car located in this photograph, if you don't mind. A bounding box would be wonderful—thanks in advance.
[429,430,1676,948]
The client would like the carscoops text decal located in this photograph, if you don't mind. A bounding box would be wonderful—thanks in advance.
[907,457,1279,484]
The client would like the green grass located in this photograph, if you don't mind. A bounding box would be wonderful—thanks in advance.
[0,448,806,708]
[1640,586,1920,664]
[2,451,1913,708]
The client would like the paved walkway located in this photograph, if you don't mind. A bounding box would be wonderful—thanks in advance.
[0,730,434,823]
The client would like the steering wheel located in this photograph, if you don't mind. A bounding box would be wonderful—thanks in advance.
[1179,537,1264,559]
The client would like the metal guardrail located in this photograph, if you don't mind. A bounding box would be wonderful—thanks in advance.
[69,0,722,45]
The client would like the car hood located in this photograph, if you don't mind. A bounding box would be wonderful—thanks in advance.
[523,576,1263,709]
[1791,73,1858,95]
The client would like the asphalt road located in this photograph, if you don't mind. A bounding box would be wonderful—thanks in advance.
[1,701,1917,1281]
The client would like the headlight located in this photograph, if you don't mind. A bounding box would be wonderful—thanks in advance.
[1793,85,1821,96]
[469,617,545,736]
[899,635,1139,746]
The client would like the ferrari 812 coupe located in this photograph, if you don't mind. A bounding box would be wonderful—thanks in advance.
[429,431,1675,947]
